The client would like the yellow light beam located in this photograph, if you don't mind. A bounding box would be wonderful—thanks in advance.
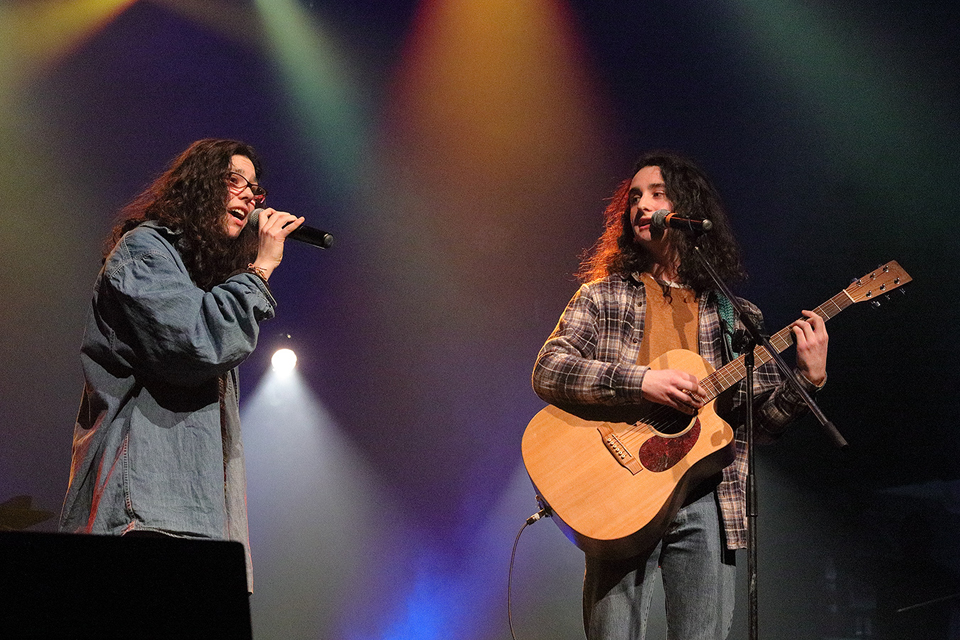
[374,0,614,277]
[388,0,605,181]
[0,0,136,96]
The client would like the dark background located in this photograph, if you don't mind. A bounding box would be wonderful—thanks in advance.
[1,0,957,638]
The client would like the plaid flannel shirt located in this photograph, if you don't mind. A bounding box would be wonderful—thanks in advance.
[532,273,821,550]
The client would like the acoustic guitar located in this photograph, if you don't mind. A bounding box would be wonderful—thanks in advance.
[522,261,911,559]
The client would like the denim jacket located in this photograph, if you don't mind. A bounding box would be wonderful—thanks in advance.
[59,221,275,590]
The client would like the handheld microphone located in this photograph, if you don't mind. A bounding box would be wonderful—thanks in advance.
[250,208,334,249]
[651,209,713,233]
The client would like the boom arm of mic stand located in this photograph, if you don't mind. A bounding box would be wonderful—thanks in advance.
[691,245,847,449]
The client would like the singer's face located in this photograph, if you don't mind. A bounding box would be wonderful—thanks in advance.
[223,155,258,239]
[628,165,673,245]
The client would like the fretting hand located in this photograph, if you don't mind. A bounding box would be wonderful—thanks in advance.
[792,309,828,386]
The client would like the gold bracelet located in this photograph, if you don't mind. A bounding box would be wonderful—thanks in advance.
[247,263,268,281]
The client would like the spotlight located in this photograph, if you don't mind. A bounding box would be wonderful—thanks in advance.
[271,348,298,373]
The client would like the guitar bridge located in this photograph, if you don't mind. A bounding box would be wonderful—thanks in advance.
[597,425,643,475]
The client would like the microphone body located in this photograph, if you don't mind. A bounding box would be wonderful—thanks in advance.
[651,209,713,233]
[250,208,334,249]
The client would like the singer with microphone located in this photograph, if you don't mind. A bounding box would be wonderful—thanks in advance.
[532,151,829,640]
[59,138,304,592]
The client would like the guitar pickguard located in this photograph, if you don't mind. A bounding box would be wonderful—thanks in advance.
[637,418,701,472]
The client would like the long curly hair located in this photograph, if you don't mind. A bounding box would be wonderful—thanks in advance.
[107,138,261,290]
[576,151,746,294]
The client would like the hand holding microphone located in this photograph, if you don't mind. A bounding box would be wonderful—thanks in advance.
[247,207,334,281]
[250,207,334,249]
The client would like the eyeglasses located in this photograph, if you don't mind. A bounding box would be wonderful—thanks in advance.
[226,172,267,204]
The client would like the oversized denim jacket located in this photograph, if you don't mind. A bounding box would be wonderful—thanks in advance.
[59,221,275,589]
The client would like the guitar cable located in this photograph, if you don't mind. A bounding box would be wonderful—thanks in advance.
[507,498,552,640]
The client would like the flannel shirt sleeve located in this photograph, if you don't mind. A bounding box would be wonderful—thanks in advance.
[751,362,823,442]
[707,299,823,444]
[727,298,825,443]
[714,296,825,549]
[532,281,647,406]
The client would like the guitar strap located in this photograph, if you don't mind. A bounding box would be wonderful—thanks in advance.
[715,290,738,363]
[715,291,771,365]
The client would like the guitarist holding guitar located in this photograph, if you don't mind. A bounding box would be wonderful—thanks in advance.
[530,151,829,640]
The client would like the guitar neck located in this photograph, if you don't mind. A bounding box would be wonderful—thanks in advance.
[701,290,852,399]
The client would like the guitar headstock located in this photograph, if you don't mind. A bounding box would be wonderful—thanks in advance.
[844,261,912,304]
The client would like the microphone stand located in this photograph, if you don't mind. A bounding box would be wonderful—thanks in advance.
[688,237,847,640]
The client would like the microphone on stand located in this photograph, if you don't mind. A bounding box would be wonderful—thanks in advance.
[250,208,334,249]
[651,209,713,234]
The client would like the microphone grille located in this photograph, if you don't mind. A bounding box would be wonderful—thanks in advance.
[248,208,263,226]
[650,209,670,230]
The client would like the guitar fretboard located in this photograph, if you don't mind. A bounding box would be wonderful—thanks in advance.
[700,291,853,400]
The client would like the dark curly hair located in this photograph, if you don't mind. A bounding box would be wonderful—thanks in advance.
[107,138,261,290]
[577,150,746,294]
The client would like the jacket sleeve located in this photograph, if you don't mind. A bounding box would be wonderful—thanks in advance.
[532,283,647,406]
[97,229,277,387]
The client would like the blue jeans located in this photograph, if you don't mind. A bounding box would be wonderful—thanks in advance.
[583,490,736,640]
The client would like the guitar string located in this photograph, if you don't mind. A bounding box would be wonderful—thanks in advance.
[598,266,903,455]
[613,293,851,449]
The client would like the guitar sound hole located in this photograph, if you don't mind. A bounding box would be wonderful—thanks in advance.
[644,408,694,436]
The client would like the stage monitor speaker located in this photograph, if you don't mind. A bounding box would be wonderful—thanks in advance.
[0,531,252,639]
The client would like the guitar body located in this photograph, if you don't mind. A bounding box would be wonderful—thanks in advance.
[522,348,736,560]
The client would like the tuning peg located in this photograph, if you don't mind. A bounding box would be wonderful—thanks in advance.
[871,300,881,308]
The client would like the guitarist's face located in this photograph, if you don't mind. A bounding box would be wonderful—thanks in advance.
[628,165,674,247]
